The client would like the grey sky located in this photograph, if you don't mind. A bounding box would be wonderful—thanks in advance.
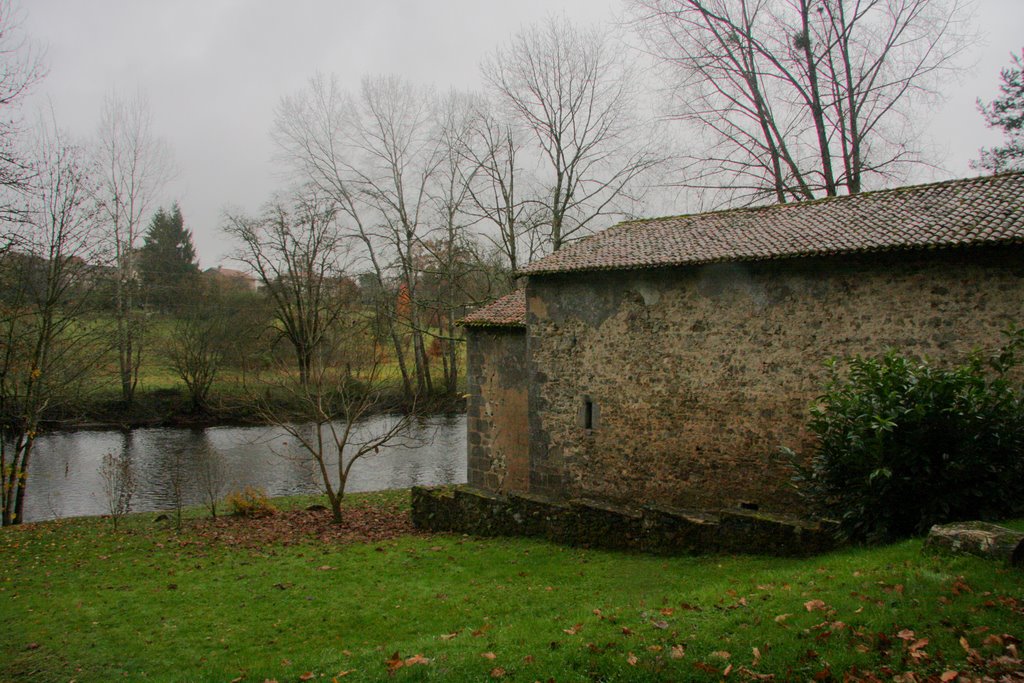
[21,0,1024,268]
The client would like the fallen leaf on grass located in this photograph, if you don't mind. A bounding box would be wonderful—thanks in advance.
[563,623,583,635]
[299,673,315,681]
[774,614,792,623]
[710,650,731,660]
[523,655,534,664]
[332,671,354,681]
[385,652,404,675]
[404,654,429,666]
[489,667,506,678]
[737,666,774,681]
[895,629,916,641]
[621,627,633,636]
[481,652,497,660]
[647,645,663,653]
[752,647,761,666]
[940,672,958,682]
[627,652,638,666]
[651,620,669,630]
[723,663,733,677]
[804,599,827,612]
[983,634,1005,649]
[439,632,459,641]
[671,644,686,659]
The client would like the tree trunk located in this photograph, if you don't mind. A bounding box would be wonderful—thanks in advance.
[798,0,837,196]
[924,521,1024,566]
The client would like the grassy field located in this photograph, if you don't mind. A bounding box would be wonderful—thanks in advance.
[2,492,1022,682]
[57,313,466,427]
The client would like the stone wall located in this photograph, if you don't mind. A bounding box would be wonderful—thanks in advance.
[466,327,529,493]
[524,247,1024,512]
[411,485,838,557]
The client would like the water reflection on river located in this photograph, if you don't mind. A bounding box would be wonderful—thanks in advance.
[22,414,466,523]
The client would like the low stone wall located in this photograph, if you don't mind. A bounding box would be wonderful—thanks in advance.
[411,485,838,557]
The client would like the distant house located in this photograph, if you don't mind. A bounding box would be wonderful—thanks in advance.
[202,266,258,292]
[462,172,1024,514]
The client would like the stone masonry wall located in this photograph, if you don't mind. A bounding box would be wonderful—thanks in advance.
[466,327,529,493]
[525,247,1024,512]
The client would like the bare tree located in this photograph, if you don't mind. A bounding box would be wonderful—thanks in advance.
[167,305,226,412]
[195,444,226,519]
[0,115,103,524]
[0,0,45,228]
[99,450,135,531]
[462,102,545,276]
[246,295,413,524]
[483,15,663,252]
[275,74,490,399]
[628,0,973,204]
[274,74,415,398]
[95,91,172,405]
[224,189,349,387]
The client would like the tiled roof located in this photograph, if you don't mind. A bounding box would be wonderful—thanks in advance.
[460,289,526,328]
[519,172,1024,276]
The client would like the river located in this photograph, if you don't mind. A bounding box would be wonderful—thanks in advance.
[19,413,466,523]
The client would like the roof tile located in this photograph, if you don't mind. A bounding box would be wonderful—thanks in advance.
[519,173,1024,275]
[460,289,526,328]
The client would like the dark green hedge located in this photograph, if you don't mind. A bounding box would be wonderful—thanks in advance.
[788,328,1024,543]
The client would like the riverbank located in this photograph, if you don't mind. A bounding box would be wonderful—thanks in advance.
[3,491,1023,682]
[37,384,467,432]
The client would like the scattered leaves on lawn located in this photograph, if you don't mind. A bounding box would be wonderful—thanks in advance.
[189,505,421,549]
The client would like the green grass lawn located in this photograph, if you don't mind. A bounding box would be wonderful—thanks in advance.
[2,493,1021,682]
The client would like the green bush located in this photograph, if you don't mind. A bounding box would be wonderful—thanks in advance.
[789,328,1024,543]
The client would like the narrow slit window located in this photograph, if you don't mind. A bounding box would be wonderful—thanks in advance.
[584,399,594,430]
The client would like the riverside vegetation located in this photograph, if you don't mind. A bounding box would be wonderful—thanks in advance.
[1,490,1022,682]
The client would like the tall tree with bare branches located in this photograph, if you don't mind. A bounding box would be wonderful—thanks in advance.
[224,189,349,388]
[483,15,663,252]
[95,91,172,405]
[462,102,545,276]
[628,0,973,205]
[1,116,103,525]
[0,0,45,230]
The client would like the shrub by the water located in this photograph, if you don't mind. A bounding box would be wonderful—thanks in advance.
[789,328,1024,543]
[225,486,277,518]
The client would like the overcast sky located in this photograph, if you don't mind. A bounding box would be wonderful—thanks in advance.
[20,0,1024,268]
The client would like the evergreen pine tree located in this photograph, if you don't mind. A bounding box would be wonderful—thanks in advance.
[139,203,199,310]
[972,49,1024,174]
